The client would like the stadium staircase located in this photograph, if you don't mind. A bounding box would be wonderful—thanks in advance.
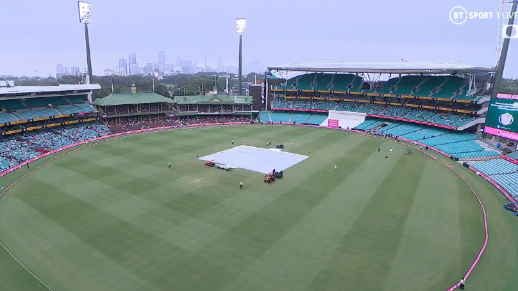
[456,118,485,131]
[315,74,333,91]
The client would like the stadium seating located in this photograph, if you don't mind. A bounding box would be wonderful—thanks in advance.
[308,113,327,125]
[391,76,424,95]
[271,112,290,123]
[505,151,518,160]
[13,108,61,120]
[0,99,26,110]
[332,74,359,92]
[400,127,447,140]
[0,113,20,123]
[354,119,379,130]
[67,95,87,104]
[24,97,69,108]
[259,111,271,122]
[295,74,315,90]
[418,133,477,146]
[0,123,111,172]
[275,74,481,101]
[413,76,447,97]
[58,104,95,115]
[491,174,518,200]
[315,74,333,91]
[290,113,310,123]
[470,159,518,175]
[431,76,468,99]
[272,100,476,128]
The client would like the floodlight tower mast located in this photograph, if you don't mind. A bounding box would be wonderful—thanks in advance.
[236,18,246,96]
[491,0,517,99]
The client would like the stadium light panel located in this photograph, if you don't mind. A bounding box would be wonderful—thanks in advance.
[78,1,92,24]
[236,18,246,35]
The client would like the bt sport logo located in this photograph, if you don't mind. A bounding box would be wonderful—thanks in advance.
[450,6,518,38]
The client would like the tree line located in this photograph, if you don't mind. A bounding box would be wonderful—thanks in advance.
[3,74,517,98]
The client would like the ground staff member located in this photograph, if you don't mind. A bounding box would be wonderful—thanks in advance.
[459,278,465,290]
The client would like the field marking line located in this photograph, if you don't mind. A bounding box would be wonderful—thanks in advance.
[0,137,124,291]
[444,164,489,291]
[0,240,55,291]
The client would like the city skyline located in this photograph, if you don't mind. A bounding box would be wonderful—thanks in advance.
[0,0,516,78]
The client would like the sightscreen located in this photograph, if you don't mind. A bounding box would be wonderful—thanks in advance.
[484,95,518,141]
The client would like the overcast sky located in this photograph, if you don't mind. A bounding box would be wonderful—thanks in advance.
[0,0,516,77]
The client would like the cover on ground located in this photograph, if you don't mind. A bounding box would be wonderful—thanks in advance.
[198,145,308,174]
[326,110,366,128]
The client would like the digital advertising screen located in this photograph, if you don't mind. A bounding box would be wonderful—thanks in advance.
[484,94,518,141]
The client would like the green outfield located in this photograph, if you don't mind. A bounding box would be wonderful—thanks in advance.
[0,125,517,291]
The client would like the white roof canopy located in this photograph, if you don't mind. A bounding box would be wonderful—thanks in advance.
[267,61,495,74]
[0,84,101,96]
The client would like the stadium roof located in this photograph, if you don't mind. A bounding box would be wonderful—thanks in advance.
[175,94,252,105]
[267,61,495,74]
[0,84,101,95]
[94,92,175,106]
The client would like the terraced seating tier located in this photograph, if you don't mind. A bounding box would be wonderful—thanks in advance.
[259,111,271,123]
[331,74,356,92]
[491,174,518,200]
[0,100,26,110]
[290,113,310,124]
[470,159,518,175]
[0,113,20,123]
[271,100,478,128]
[315,74,333,91]
[0,123,111,172]
[308,114,327,125]
[417,133,477,146]
[506,151,518,160]
[58,105,95,115]
[270,112,290,123]
[295,74,315,91]
[13,108,61,120]
[67,96,87,104]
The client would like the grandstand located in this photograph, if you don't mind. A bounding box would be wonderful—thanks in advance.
[266,62,491,131]
[0,84,109,172]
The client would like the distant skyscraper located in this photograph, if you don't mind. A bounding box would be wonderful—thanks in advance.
[128,53,138,74]
[183,60,192,73]
[158,51,165,66]
[56,63,63,73]
[129,64,139,76]
[64,67,70,75]
[70,66,80,75]
[217,57,224,73]
[144,63,153,75]
[129,52,137,65]
[119,58,128,74]
[175,57,183,67]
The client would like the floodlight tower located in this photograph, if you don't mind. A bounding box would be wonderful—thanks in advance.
[78,2,93,85]
[236,18,246,96]
[491,0,517,99]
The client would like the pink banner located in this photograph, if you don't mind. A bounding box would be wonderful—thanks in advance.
[483,126,518,141]
[327,119,339,128]
[271,108,457,130]
[497,93,518,100]
[271,108,328,113]
[501,155,518,165]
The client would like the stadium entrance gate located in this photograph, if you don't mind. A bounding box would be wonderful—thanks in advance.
[321,110,366,129]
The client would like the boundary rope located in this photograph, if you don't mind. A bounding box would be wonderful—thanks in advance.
[0,125,490,290]
[444,164,489,291]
